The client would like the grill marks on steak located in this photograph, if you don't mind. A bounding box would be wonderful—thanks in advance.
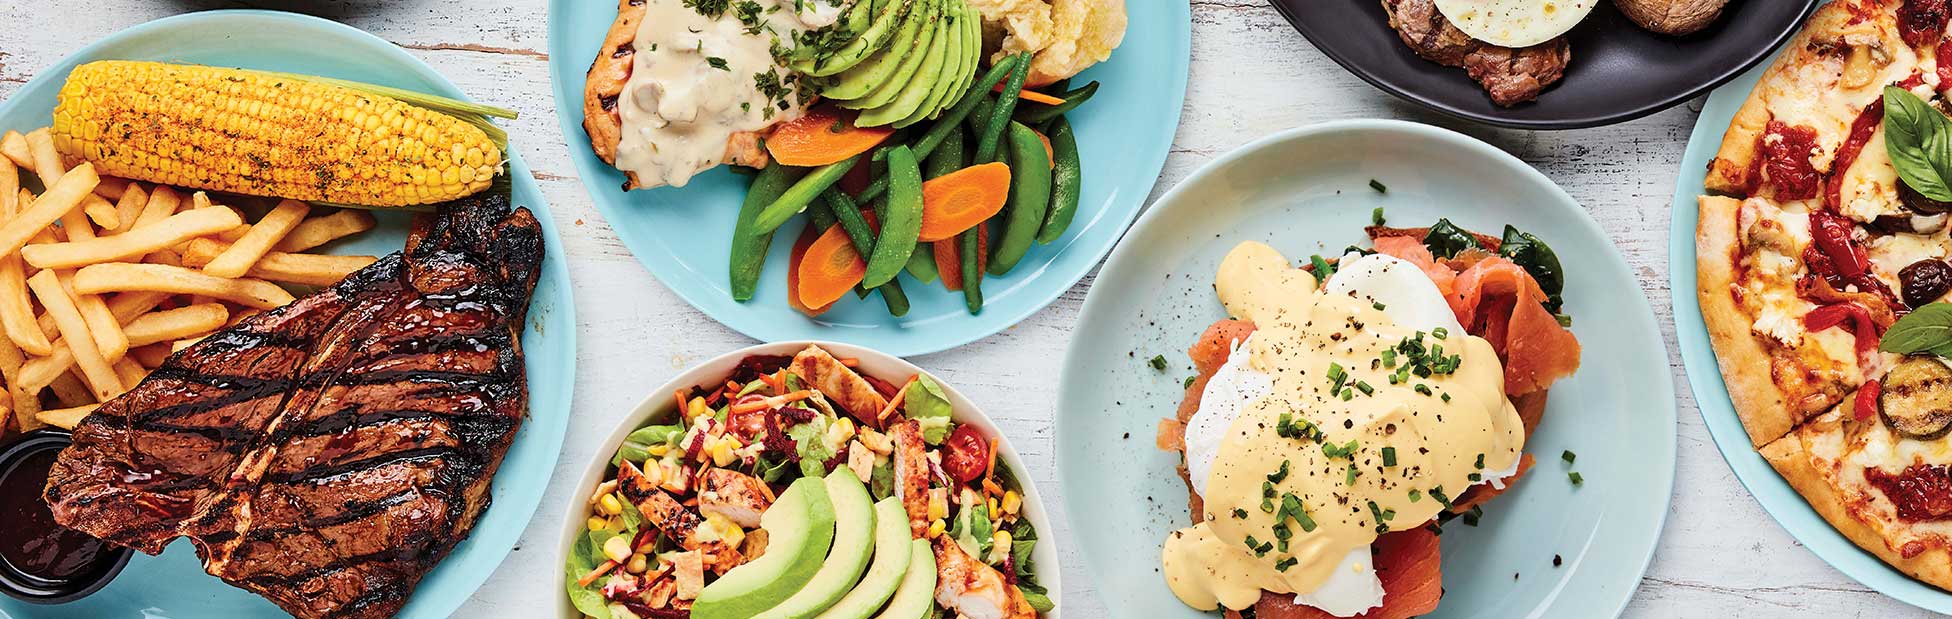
[1381,0,1571,106]
[45,192,543,619]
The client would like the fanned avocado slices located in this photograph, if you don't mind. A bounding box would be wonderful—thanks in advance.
[857,0,952,126]
[895,0,975,127]
[797,0,917,77]
[825,0,932,101]
[843,0,939,112]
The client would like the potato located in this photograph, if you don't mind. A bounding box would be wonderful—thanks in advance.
[1613,0,1730,36]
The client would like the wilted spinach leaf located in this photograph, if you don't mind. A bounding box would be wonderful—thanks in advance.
[1498,225,1565,312]
[1423,219,1481,259]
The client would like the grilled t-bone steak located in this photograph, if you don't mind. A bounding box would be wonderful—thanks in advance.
[43,191,543,619]
[1381,0,1571,107]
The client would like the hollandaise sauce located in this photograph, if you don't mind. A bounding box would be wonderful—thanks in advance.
[1162,242,1525,611]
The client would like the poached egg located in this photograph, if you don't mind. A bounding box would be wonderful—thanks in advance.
[1432,0,1597,48]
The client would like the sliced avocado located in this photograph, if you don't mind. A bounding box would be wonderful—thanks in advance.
[893,0,965,128]
[871,540,937,619]
[857,5,952,127]
[755,470,878,619]
[692,477,838,619]
[813,499,913,619]
[843,0,939,112]
[930,0,982,123]
[825,0,931,102]
[801,0,917,77]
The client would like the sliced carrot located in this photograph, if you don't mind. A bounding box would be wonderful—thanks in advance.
[918,163,1011,242]
[767,104,895,167]
[934,224,988,291]
[1036,130,1055,171]
[992,81,1067,105]
[787,225,834,316]
[796,222,869,309]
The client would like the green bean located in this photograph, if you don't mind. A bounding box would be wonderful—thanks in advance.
[1037,116,1082,244]
[960,228,983,313]
[927,127,967,179]
[965,97,996,140]
[988,122,1051,275]
[1014,81,1100,125]
[905,244,940,283]
[753,155,860,234]
[807,197,837,233]
[975,52,1033,164]
[911,55,1023,161]
[729,164,804,302]
[864,146,923,288]
[823,189,911,316]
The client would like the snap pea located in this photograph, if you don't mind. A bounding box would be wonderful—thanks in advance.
[905,244,940,283]
[927,127,967,179]
[729,164,804,302]
[864,146,923,288]
[1037,116,1082,244]
[822,189,911,316]
[975,52,1033,164]
[1013,81,1100,125]
[988,122,1051,275]
[753,155,860,234]
[960,228,983,312]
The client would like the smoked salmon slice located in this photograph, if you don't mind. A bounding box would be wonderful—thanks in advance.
[1243,527,1445,619]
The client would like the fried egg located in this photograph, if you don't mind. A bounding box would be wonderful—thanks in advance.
[1432,0,1597,48]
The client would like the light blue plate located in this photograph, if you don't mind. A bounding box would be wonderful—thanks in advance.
[0,11,578,618]
[1668,22,1952,613]
[1059,120,1675,618]
[546,0,1188,356]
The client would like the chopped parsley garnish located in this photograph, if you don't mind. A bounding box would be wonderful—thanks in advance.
[1561,450,1577,464]
[733,0,766,34]
[1369,179,1388,194]
[684,0,731,18]
[1381,446,1397,467]
[705,56,730,71]
[1149,355,1168,371]
[1267,461,1291,483]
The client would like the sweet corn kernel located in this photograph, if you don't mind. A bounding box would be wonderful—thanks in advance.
[705,513,747,549]
[709,438,737,467]
[598,493,623,516]
[988,497,1000,516]
[927,519,945,539]
[586,516,610,532]
[625,553,649,574]
[647,443,671,457]
[640,460,665,487]
[603,536,632,563]
[927,493,949,521]
[687,397,709,420]
[994,529,1012,551]
[1002,491,1021,515]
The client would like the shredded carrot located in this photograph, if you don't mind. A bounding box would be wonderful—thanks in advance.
[992,80,1067,106]
[730,390,816,414]
[673,389,689,414]
[877,377,916,423]
[577,560,619,587]
[725,380,741,393]
[984,437,1000,481]
[761,371,783,395]
[983,477,1004,498]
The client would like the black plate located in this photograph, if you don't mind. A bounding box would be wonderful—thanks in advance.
[1271,0,1818,129]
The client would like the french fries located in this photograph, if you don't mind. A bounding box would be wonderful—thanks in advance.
[0,124,380,438]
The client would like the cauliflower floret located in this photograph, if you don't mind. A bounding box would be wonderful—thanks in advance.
[969,0,1127,86]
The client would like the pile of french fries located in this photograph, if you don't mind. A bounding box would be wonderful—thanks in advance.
[0,127,379,432]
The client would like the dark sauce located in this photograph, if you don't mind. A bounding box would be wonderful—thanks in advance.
[0,448,107,581]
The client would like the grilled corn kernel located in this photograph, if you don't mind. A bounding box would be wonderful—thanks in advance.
[927,519,946,539]
[586,516,610,532]
[687,397,709,420]
[994,529,1012,552]
[988,497,1000,516]
[625,553,649,574]
[1002,490,1021,515]
[50,61,502,206]
[603,536,633,563]
[709,437,737,467]
[927,493,949,521]
[704,513,747,549]
[859,427,892,454]
[598,493,623,516]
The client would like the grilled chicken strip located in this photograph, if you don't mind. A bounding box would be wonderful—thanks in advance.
[790,345,890,425]
[699,468,773,529]
[890,420,932,538]
[933,537,1036,619]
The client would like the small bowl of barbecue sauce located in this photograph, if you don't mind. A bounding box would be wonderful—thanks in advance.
[0,430,130,604]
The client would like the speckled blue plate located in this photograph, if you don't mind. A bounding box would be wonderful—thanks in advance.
[547,0,1188,356]
[1669,21,1952,612]
[1060,120,1675,618]
[0,11,578,618]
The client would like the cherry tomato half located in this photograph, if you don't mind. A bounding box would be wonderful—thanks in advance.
[941,425,990,483]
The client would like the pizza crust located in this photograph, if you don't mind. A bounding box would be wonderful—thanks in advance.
[1763,411,1952,592]
[1698,195,1806,446]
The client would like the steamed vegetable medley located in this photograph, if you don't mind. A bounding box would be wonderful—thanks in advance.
[731,51,1096,318]
[566,345,1053,619]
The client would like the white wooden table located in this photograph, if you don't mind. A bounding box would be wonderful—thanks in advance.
[0,0,1937,617]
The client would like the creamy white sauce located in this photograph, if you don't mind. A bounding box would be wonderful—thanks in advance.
[616,0,849,188]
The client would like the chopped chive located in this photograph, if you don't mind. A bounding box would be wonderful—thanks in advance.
[1409,489,1422,502]
[1381,348,1396,368]
[1371,206,1387,225]
[1468,472,1481,482]
[1414,384,1433,396]
[1429,486,1452,507]
[1275,557,1299,572]
[1267,461,1291,483]
[1369,179,1387,194]
[1569,471,1584,485]
[1355,381,1374,396]
[1233,508,1248,519]
[1441,392,1452,403]
[1432,327,1448,339]
[1474,453,1486,469]
[1345,463,1359,486]
[1372,301,1387,311]
[1340,389,1354,401]
[1381,446,1397,467]
[1310,255,1336,282]
[1183,375,1196,389]
[1149,355,1168,371]
[1561,450,1577,464]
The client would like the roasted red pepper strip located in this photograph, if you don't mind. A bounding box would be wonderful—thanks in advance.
[1856,379,1883,422]
[1829,99,1886,210]
[1805,302,1881,354]
[1809,210,1872,279]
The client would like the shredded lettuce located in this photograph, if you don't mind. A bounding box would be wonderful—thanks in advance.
[564,533,610,619]
[904,374,953,444]
[612,424,683,466]
[869,457,896,501]
[788,416,836,477]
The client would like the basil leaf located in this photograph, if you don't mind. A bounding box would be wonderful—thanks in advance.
[1498,225,1566,313]
[1423,219,1480,259]
[1883,86,1952,202]
[1883,303,1952,357]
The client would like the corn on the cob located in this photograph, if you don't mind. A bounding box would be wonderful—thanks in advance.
[50,60,504,207]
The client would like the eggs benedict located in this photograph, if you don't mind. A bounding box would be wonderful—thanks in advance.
[1157,221,1581,617]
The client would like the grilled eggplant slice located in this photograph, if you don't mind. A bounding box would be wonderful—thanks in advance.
[1880,356,1952,439]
